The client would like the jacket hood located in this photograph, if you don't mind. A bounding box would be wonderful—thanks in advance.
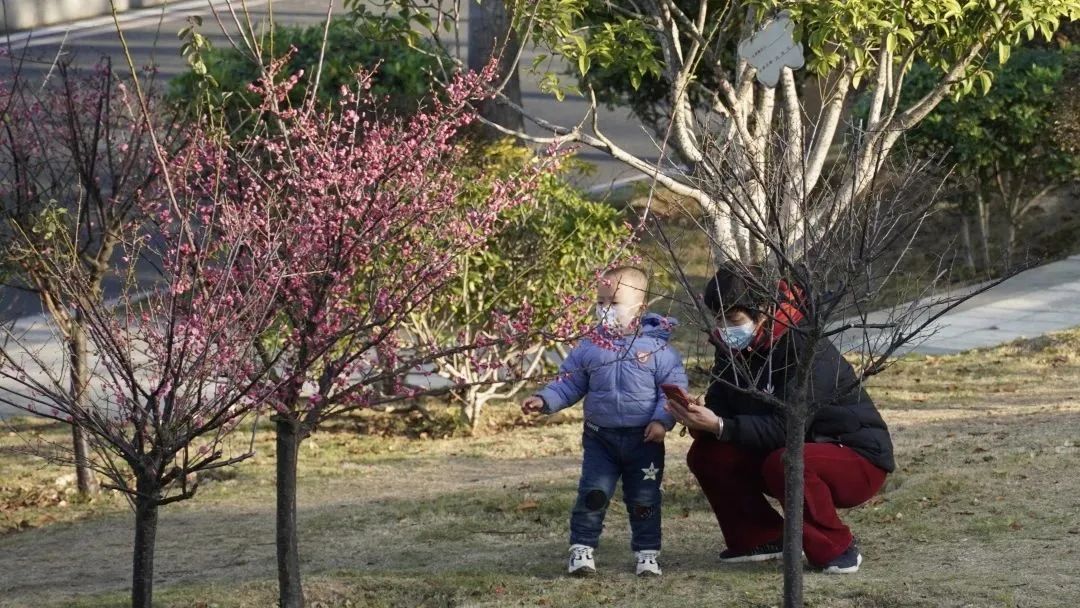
[639,313,679,342]
[749,280,805,351]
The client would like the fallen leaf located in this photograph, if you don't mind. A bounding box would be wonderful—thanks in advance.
[515,499,539,512]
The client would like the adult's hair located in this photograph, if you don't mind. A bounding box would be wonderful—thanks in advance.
[703,262,767,315]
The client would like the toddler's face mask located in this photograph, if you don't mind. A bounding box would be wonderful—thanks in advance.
[596,303,637,330]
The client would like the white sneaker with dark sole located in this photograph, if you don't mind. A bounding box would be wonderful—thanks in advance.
[719,540,783,563]
[568,544,596,576]
[635,550,662,576]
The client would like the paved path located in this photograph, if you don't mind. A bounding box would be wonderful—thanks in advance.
[905,255,1080,355]
[829,256,1080,356]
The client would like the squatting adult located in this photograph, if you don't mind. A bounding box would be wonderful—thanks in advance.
[666,264,895,573]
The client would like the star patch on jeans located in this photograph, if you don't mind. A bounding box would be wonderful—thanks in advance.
[641,462,660,481]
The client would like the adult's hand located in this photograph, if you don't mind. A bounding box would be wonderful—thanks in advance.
[665,398,721,434]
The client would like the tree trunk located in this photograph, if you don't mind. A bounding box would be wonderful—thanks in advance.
[70,311,99,495]
[131,475,160,608]
[1005,219,1018,269]
[959,213,976,272]
[275,415,305,608]
[711,207,745,262]
[975,189,992,270]
[782,398,807,608]
[461,389,489,431]
[468,0,523,136]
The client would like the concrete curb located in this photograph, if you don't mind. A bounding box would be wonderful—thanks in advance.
[1,0,173,34]
[1,0,266,45]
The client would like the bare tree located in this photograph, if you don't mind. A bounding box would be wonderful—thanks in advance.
[646,99,1022,607]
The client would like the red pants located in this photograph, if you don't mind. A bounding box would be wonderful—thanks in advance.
[686,439,887,565]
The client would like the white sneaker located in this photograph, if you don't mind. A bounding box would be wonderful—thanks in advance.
[568,544,596,575]
[635,550,662,576]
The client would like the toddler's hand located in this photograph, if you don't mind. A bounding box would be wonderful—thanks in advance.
[644,421,666,443]
[521,396,545,414]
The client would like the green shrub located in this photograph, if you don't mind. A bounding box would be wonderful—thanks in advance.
[453,140,627,328]
[409,140,630,427]
[170,16,439,128]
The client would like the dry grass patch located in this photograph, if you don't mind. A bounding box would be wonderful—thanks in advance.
[3,331,1080,607]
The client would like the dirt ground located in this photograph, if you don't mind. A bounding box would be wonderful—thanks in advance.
[2,332,1080,607]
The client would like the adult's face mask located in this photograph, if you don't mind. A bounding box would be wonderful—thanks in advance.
[716,321,756,350]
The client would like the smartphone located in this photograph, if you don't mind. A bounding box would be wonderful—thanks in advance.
[660,383,693,407]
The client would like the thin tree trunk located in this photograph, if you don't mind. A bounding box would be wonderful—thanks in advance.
[71,428,96,493]
[463,389,492,431]
[975,189,992,270]
[1005,220,1018,269]
[711,207,746,262]
[750,231,766,265]
[959,213,976,272]
[276,415,305,608]
[468,0,523,136]
[70,311,99,495]
[132,476,160,608]
[463,392,479,430]
[782,398,806,608]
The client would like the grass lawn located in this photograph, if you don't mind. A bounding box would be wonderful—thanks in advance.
[3,330,1080,608]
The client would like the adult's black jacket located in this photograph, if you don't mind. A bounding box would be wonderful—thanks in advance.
[703,323,895,472]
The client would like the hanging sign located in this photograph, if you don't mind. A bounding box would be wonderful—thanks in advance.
[737,11,805,88]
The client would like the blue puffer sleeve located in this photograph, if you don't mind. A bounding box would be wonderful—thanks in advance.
[651,345,687,430]
[536,344,590,414]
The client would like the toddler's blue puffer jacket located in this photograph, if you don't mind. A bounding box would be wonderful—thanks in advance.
[537,313,688,430]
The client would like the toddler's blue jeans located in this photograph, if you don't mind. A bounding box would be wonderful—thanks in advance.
[569,421,664,551]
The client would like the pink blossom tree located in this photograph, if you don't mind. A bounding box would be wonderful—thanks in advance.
[2,15,591,604]
[186,58,579,606]
[0,112,292,607]
[0,59,179,496]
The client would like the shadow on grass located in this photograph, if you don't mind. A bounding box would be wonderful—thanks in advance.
[1,407,1079,608]
[0,417,70,436]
